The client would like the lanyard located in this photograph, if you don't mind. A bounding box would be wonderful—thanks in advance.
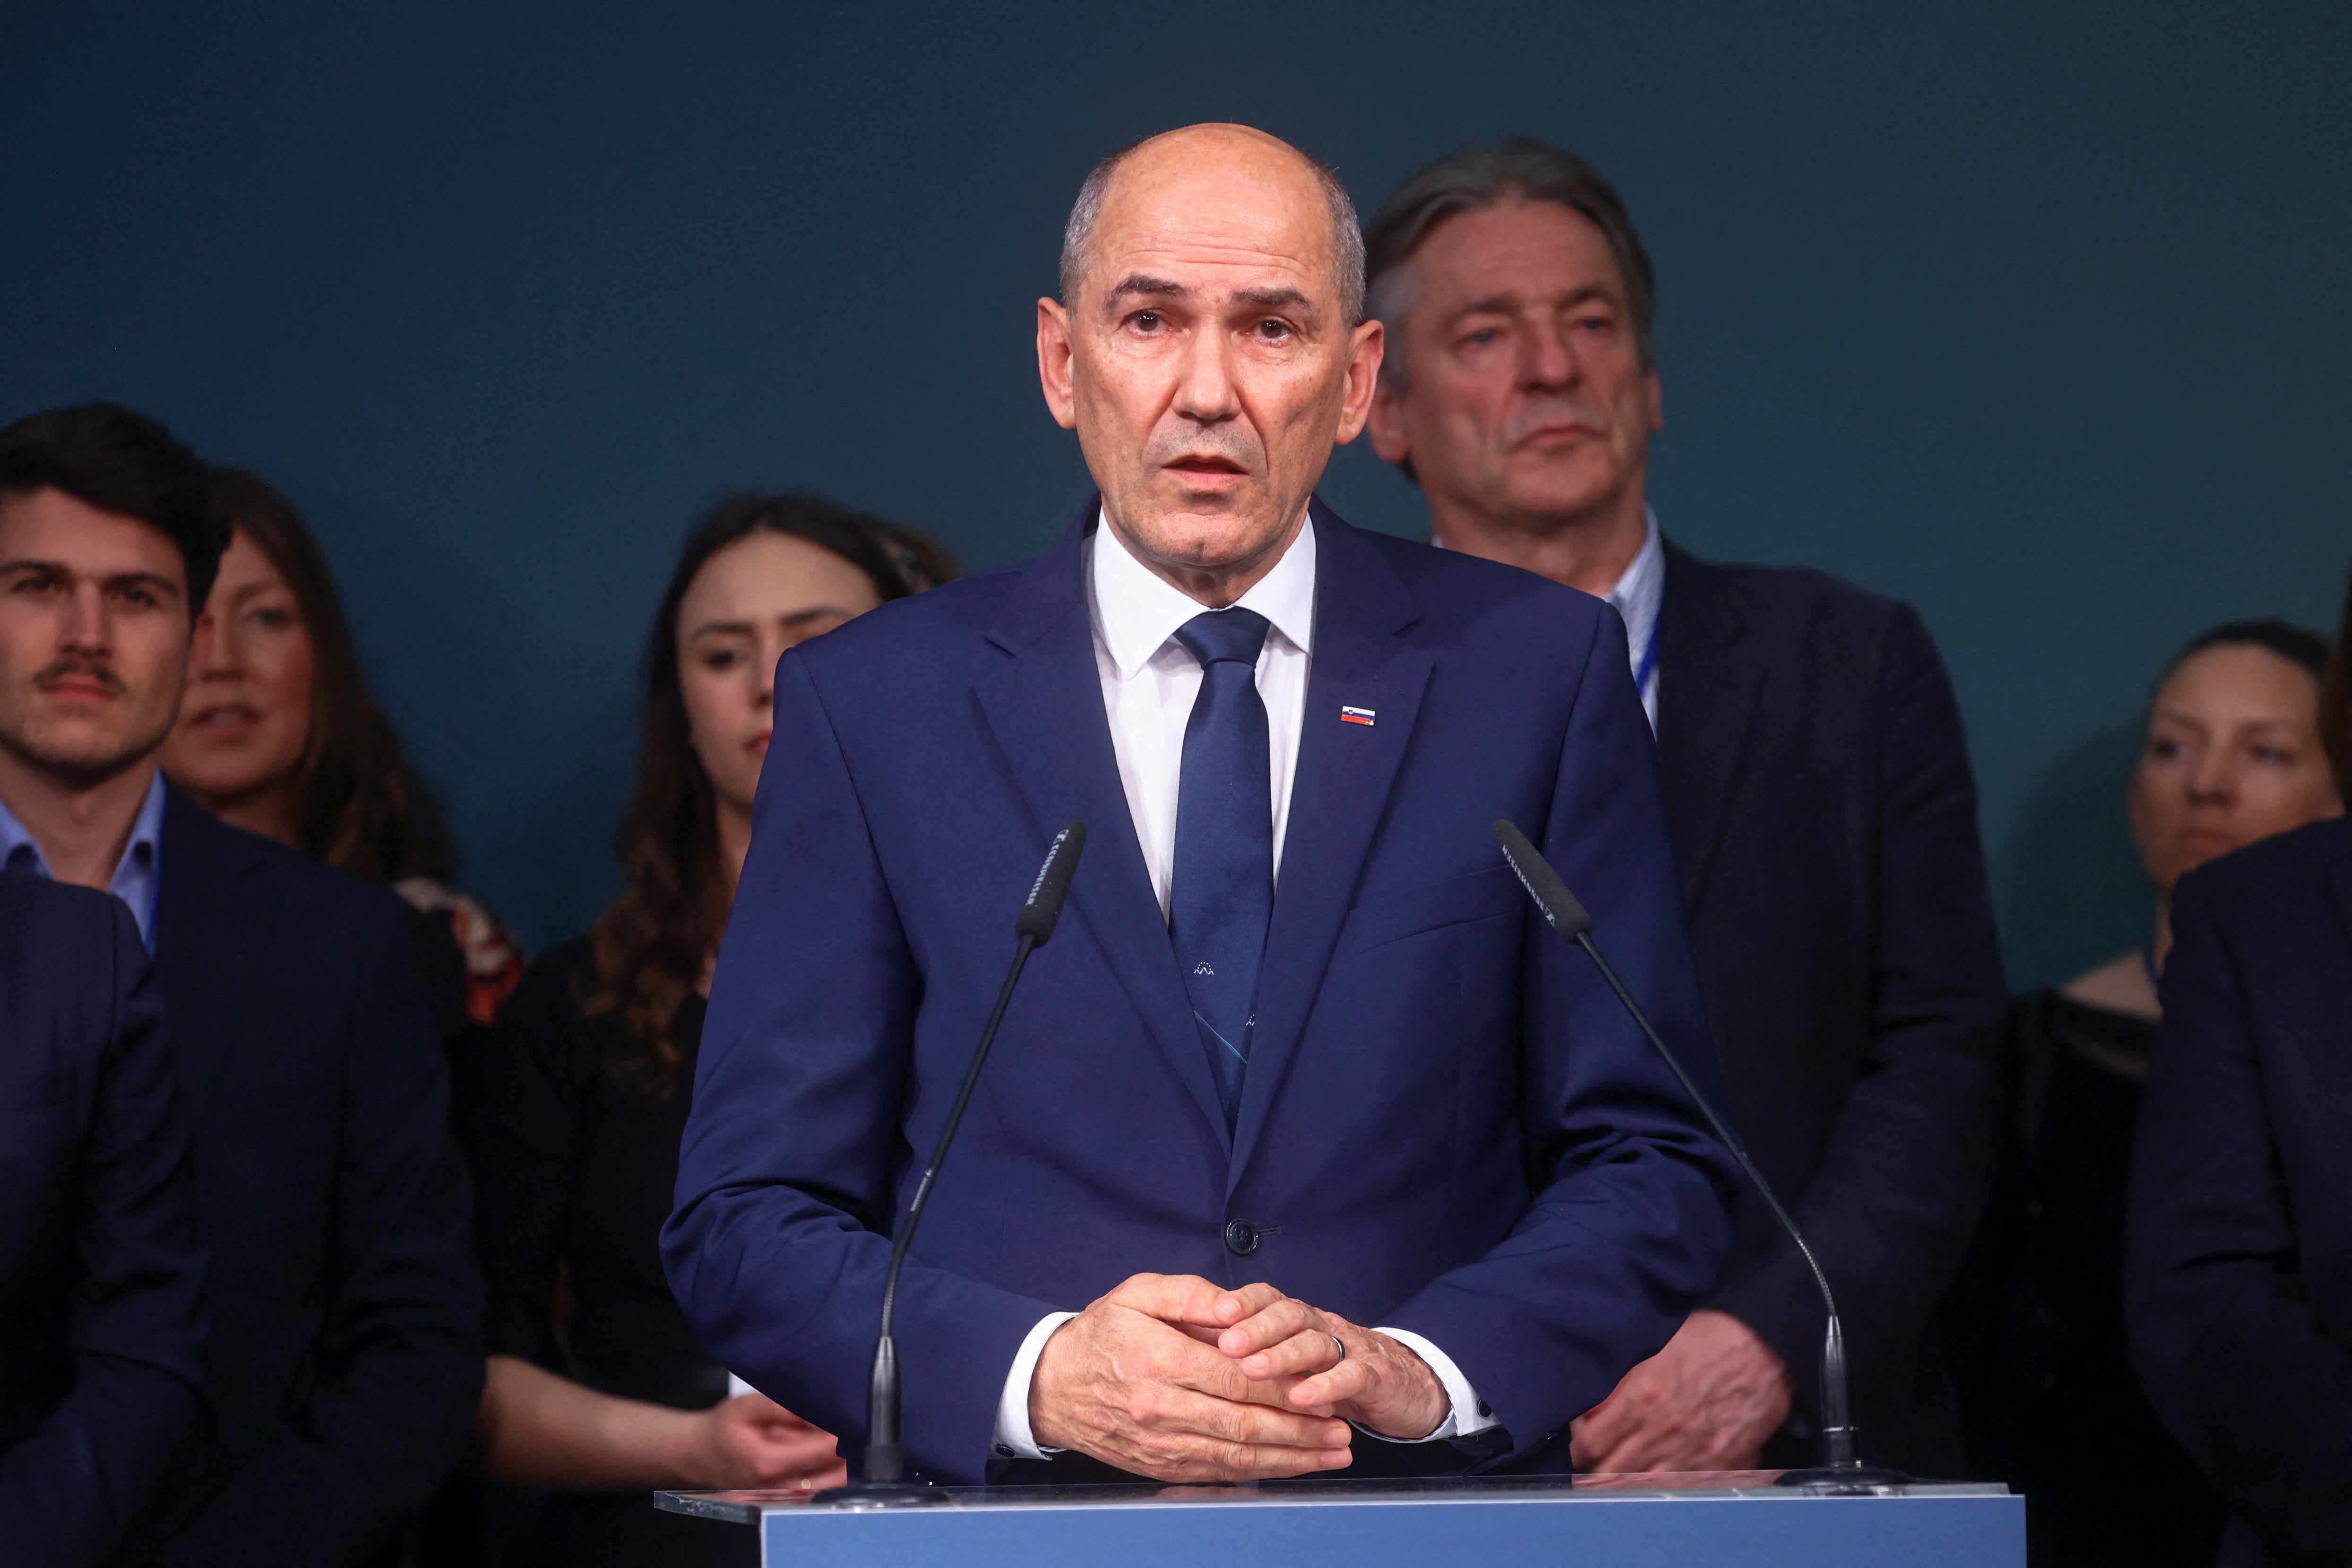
[1632,613,1662,698]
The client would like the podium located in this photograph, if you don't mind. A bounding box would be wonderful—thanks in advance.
[656,1471,2022,1567]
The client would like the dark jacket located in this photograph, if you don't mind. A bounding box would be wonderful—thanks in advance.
[2128,816,2352,1568]
[1656,543,2008,1475]
[0,875,207,1566]
[147,789,482,1567]
[664,501,1739,1482]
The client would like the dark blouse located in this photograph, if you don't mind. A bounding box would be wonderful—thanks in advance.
[467,939,748,1568]
[1948,990,2224,1567]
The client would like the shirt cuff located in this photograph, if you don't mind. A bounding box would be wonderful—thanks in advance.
[992,1311,1079,1460]
[1370,1327,1499,1442]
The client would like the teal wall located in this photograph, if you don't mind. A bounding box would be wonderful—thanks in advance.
[4,1,2345,985]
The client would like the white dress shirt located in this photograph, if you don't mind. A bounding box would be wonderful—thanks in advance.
[991,511,1496,1461]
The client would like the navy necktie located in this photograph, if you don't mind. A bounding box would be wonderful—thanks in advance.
[1169,606,1275,1127]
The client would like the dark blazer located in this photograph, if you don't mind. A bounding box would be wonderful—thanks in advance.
[664,501,1739,1483]
[146,789,482,1567]
[1655,545,2007,1474]
[2128,816,2352,1568]
[0,875,207,1566]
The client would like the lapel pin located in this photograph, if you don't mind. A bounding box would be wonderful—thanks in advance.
[1340,706,1376,727]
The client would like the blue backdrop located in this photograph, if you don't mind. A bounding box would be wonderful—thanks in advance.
[4,0,2345,986]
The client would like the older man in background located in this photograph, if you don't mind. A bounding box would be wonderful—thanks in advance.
[666,124,1737,1484]
[1362,141,2007,1478]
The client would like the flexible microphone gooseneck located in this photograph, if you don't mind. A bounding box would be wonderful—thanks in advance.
[1490,820,1907,1489]
[855,821,1087,1493]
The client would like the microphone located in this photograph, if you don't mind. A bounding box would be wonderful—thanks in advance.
[851,821,1087,1496]
[1490,820,1908,1489]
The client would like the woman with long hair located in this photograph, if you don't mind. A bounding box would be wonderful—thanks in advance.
[159,466,525,1059]
[468,492,931,1566]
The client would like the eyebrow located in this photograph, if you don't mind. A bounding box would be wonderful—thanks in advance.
[0,559,182,600]
[1453,284,1616,321]
[1103,276,1322,322]
[688,607,857,638]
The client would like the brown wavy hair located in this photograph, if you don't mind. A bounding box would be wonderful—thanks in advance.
[206,467,453,883]
[585,492,926,1094]
[2324,563,2352,799]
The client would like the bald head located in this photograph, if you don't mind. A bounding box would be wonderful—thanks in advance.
[1060,125,1365,327]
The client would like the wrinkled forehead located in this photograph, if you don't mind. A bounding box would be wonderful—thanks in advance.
[1087,155,1339,307]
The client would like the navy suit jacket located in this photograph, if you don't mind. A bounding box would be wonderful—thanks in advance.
[0,875,207,1566]
[2128,817,2352,1568]
[664,502,1739,1483]
[1655,547,2007,1473]
[146,790,483,1567]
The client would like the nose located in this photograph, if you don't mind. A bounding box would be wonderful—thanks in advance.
[60,581,111,654]
[1520,316,1578,392]
[2186,745,2237,805]
[1172,329,1241,427]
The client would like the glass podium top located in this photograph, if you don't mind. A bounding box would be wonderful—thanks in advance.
[656,1470,2007,1525]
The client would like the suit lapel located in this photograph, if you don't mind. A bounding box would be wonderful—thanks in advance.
[154,787,285,1102]
[2323,825,2352,956]
[1227,505,1430,1190]
[1654,544,1763,915]
[970,504,1232,1144]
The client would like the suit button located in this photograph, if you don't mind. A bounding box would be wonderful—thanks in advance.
[1224,1219,1259,1256]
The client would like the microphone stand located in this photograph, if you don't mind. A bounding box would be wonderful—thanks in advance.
[817,822,1086,1506]
[1491,821,1910,1491]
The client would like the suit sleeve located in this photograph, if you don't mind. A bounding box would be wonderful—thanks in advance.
[663,651,1060,1483]
[167,895,483,1566]
[1702,600,2007,1434]
[2127,870,2352,1565]
[1382,607,1741,1457]
[0,900,208,1567]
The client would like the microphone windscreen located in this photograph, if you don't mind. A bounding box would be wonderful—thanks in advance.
[1014,820,1087,947]
[1491,820,1594,939]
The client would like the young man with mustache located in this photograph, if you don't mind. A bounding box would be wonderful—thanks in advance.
[1362,141,2007,1478]
[0,404,481,1564]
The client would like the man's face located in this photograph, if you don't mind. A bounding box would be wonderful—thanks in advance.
[1368,199,1661,531]
[0,487,197,787]
[1038,126,1383,599]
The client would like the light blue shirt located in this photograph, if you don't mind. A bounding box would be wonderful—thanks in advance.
[0,769,168,950]
[1604,506,1665,732]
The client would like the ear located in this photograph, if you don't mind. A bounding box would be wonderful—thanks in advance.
[1365,369,1412,464]
[1644,365,1664,434]
[1036,297,1078,431]
[1333,319,1385,447]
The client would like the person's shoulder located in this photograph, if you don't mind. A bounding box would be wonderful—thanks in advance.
[165,790,412,936]
[2182,816,2352,912]
[1350,526,1609,647]
[1670,545,1911,636]
[0,874,131,992]
[809,560,1026,661]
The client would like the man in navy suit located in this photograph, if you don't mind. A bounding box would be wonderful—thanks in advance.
[1360,141,2007,1476]
[0,875,207,1566]
[663,124,1737,1485]
[0,404,481,1564]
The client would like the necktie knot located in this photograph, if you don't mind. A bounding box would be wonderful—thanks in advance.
[1174,607,1272,671]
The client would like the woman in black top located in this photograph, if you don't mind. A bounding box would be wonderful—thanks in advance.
[468,493,937,1566]
[1953,619,2342,1566]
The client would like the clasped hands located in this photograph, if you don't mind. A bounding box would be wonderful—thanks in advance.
[1028,1273,1448,1482]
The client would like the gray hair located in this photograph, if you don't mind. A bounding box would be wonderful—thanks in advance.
[1362,138,1656,388]
[1059,137,1367,327]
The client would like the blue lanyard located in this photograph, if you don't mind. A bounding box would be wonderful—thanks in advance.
[1633,615,1662,698]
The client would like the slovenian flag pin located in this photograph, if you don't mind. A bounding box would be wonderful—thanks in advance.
[1340,705,1376,726]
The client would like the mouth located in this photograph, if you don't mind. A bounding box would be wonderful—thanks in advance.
[2179,827,2238,859]
[747,732,771,759]
[186,704,261,732]
[37,677,121,704]
[1513,420,1601,449]
[1164,455,1249,486]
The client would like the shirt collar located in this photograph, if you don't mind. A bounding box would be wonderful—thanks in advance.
[0,767,167,888]
[1602,505,1665,656]
[1087,505,1318,679]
